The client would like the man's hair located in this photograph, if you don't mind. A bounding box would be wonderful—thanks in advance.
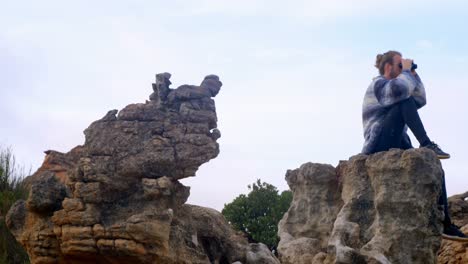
[375,50,402,75]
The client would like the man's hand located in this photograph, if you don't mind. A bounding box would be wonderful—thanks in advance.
[401,59,413,70]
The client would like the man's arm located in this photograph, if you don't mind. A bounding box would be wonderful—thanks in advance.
[373,70,419,107]
[412,72,426,108]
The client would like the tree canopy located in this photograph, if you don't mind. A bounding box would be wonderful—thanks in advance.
[221,179,292,250]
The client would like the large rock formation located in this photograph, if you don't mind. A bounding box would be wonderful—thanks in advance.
[6,73,278,264]
[278,149,445,264]
[437,191,468,264]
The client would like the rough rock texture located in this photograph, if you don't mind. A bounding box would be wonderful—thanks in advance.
[7,73,277,264]
[278,148,445,264]
[437,192,468,264]
[277,163,342,264]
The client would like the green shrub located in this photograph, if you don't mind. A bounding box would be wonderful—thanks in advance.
[0,147,30,264]
[222,179,292,250]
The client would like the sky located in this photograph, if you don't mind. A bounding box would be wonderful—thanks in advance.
[1,0,468,211]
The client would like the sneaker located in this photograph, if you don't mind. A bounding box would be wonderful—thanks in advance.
[442,224,468,242]
[421,141,450,159]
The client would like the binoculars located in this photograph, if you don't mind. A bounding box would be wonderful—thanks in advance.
[399,62,418,71]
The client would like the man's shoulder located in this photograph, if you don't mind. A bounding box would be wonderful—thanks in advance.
[372,76,388,90]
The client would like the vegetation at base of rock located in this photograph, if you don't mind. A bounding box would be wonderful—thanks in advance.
[222,179,292,250]
[0,147,30,264]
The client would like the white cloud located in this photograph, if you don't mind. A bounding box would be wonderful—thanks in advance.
[454,57,466,63]
[170,0,463,22]
[416,40,434,49]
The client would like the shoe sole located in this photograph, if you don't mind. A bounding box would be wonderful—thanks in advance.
[442,233,468,242]
[438,155,450,159]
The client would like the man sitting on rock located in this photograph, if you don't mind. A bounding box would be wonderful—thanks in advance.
[361,50,467,241]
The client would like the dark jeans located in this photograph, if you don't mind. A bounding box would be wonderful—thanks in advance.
[373,97,430,152]
[440,171,452,226]
[373,97,451,227]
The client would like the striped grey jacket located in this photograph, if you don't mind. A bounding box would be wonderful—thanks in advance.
[361,69,426,154]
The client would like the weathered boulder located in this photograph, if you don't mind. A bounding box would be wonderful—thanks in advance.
[437,192,468,264]
[277,162,342,264]
[278,148,445,264]
[7,73,278,264]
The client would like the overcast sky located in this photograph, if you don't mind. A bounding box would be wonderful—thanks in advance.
[1,0,468,211]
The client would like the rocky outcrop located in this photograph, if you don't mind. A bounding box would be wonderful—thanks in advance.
[6,73,277,264]
[437,192,468,264]
[277,163,342,264]
[278,149,445,264]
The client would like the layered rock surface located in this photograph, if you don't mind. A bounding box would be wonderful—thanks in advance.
[278,149,445,264]
[7,73,278,264]
[437,192,468,264]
